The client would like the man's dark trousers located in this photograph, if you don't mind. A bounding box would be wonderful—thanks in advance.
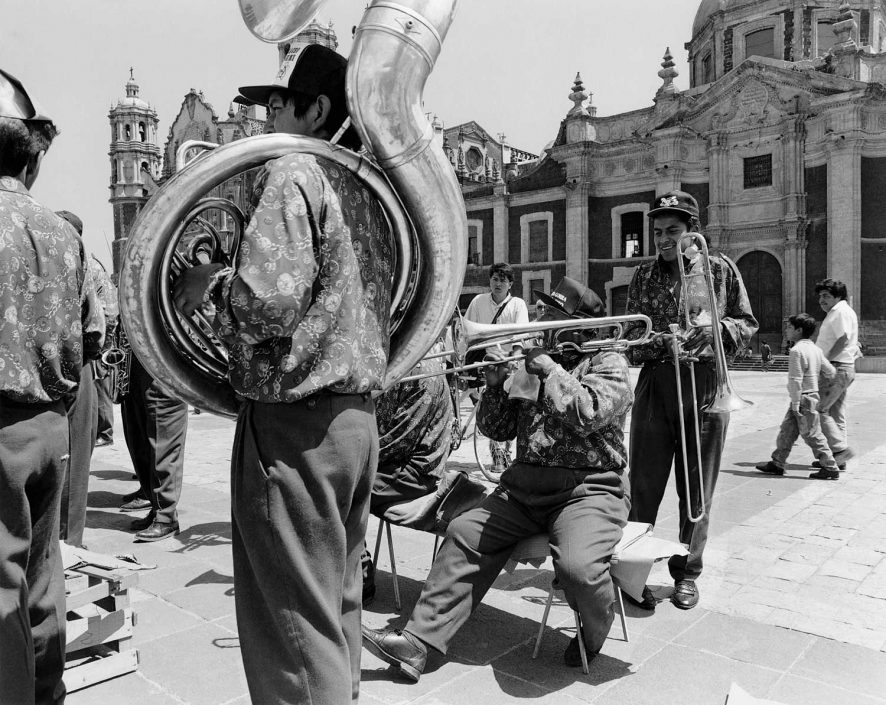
[405,463,629,655]
[61,363,98,546]
[232,393,377,705]
[93,363,114,444]
[0,398,69,705]
[629,360,728,581]
[120,356,187,524]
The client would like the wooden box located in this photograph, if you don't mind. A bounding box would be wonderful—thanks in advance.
[63,561,139,692]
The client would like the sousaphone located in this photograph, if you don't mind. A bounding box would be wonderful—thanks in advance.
[118,0,467,416]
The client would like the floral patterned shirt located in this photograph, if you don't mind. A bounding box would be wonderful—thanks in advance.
[376,339,452,478]
[476,350,632,471]
[0,176,104,403]
[624,254,758,365]
[208,153,393,402]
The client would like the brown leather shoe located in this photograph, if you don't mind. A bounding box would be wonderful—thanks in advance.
[120,496,152,512]
[672,579,699,610]
[361,626,427,682]
[134,521,180,542]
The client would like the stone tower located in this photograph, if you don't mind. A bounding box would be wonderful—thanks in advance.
[108,69,161,278]
[276,18,339,65]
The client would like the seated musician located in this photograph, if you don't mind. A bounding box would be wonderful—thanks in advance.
[362,276,633,678]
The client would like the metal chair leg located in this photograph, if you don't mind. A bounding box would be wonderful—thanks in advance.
[385,520,401,612]
[532,582,556,659]
[614,587,629,642]
[573,610,589,674]
[372,516,384,565]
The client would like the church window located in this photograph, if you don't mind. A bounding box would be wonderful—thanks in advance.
[701,53,714,84]
[139,122,147,142]
[528,220,548,262]
[124,124,132,140]
[468,224,480,265]
[465,147,483,173]
[621,212,644,258]
[745,27,775,59]
[527,278,545,302]
[817,21,835,56]
[744,154,772,189]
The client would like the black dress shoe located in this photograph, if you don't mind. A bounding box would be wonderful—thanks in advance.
[120,496,152,512]
[134,521,180,542]
[672,579,699,610]
[130,513,156,531]
[755,461,784,476]
[623,585,657,611]
[812,460,846,471]
[809,468,839,480]
[563,637,597,668]
[361,626,427,682]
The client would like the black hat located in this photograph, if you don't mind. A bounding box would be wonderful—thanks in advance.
[238,44,347,107]
[534,277,605,319]
[56,210,83,235]
[647,190,699,220]
[0,68,53,122]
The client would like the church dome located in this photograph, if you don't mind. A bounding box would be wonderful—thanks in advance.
[116,71,150,111]
[693,0,730,35]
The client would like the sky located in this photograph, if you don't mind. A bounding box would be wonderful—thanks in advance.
[0,0,700,265]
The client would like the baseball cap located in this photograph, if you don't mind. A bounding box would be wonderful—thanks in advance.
[238,44,347,107]
[534,277,605,319]
[0,68,53,123]
[647,190,699,220]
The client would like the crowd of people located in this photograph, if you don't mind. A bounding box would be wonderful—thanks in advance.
[0,42,862,705]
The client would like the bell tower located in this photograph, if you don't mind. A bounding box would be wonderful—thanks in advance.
[276,19,339,65]
[108,68,161,278]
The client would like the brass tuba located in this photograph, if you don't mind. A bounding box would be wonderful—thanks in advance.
[118,0,467,417]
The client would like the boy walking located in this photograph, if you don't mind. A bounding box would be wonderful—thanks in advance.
[760,341,772,371]
[756,314,839,480]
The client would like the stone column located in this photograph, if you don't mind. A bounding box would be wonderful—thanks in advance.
[706,129,729,247]
[825,137,862,307]
[492,184,509,263]
[564,183,590,283]
[783,234,807,315]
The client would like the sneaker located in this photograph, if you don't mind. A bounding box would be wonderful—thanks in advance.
[755,461,784,476]
[809,468,839,480]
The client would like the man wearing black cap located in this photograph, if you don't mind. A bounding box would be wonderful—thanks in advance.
[363,277,633,678]
[174,45,392,704]
[0,68,101,705]
[624,191,757,610]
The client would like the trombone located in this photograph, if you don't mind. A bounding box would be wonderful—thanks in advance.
[401,313,654,383]
[669,232,752,523]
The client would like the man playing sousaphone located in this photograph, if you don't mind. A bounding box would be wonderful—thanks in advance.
[362,277,633,678]
[173,45,393,704]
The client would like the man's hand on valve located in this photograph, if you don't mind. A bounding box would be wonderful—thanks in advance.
[523,347,557,378]
[682,325,716,355]
[173,263,224,317]
[482,350,511,388]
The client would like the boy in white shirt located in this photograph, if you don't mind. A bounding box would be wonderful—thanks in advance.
[756,313,839,480]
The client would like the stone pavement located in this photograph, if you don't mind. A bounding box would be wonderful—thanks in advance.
[67,370,886,705]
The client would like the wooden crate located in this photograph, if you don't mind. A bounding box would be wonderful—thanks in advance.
[63,562,139,692]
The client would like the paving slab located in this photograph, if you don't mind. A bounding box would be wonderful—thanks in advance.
[66,371,886,703]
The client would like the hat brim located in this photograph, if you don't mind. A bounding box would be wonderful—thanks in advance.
[647,205,697,219]
[533,291,579,318]
[237,84,287,107]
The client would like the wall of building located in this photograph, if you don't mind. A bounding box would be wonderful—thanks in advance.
[861,157,886,320]
[805,164,828,317]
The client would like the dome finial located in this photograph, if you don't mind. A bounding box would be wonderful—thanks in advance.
[568,72,589,117]
[656,47,679,98]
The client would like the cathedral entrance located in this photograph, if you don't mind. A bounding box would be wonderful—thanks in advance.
[735,251,783,353]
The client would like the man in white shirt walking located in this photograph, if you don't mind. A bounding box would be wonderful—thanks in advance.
[464,263,529,474]
[814,278,859,471]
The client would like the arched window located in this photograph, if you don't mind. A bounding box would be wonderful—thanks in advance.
[139,122,147,142]
[745,27,775,59]
[124,124,132,140]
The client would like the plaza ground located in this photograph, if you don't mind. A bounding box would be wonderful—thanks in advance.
[69,369,886,704]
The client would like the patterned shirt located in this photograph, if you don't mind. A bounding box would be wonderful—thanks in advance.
[208,153,393,402]
[624,253,758,364]
[376,339,452,478]
[0,176,104,403]
[476,350,632,471]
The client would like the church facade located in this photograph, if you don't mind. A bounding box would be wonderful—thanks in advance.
[457,0,886,358]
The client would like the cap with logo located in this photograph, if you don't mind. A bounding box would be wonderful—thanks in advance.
[0,68,53,123]
[238,44,347,107]
[647,190,699,220]
[533,277,605,319]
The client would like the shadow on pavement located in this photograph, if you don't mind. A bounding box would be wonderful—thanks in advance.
[172,522,232,553]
